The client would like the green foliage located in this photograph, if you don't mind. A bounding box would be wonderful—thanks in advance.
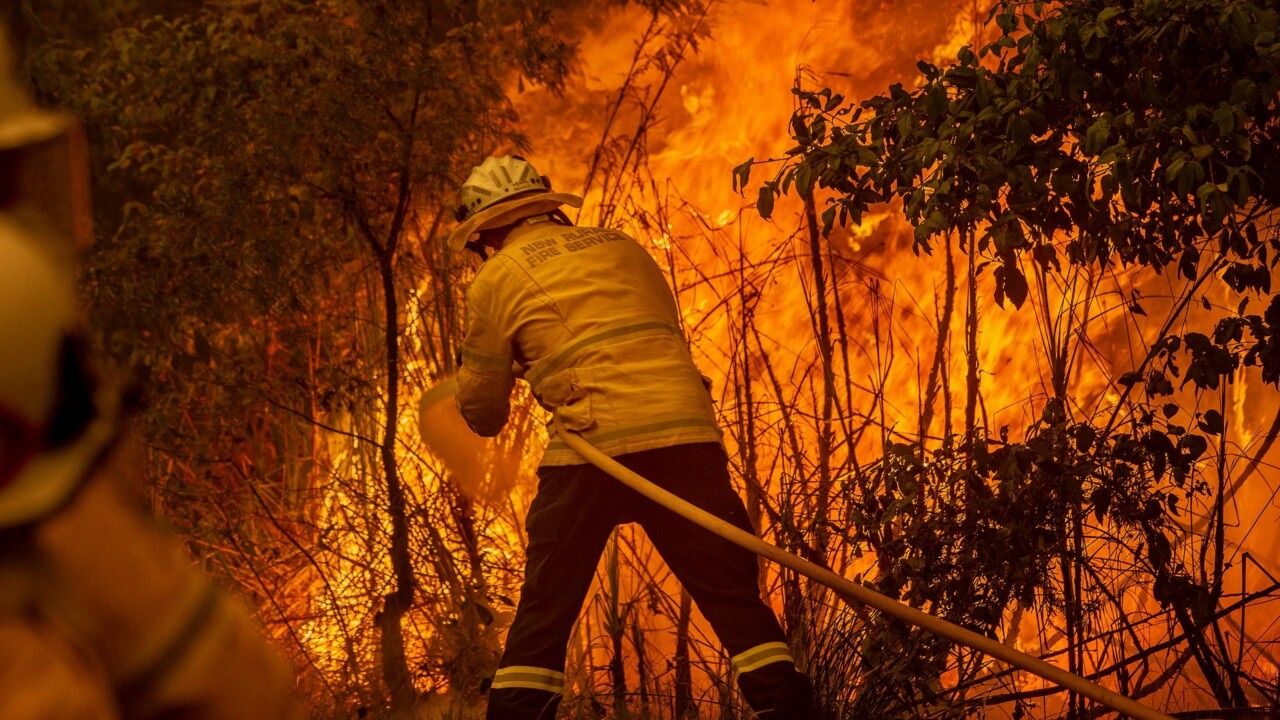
[22,0,581,710]
[821,396,1221,715]
[752,0,1279,311]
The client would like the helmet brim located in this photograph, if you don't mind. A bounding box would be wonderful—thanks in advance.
[447,191,583,253]
[0,110,77,152]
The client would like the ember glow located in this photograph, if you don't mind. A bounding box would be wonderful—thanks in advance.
[291,0,1280,715]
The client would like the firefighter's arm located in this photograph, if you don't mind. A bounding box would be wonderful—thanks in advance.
[455,279,517,437]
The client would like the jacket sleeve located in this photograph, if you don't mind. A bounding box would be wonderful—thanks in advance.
[456,273,516,437]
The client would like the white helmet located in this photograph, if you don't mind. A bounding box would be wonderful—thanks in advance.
[0,26,112,527]
[0,219,116,527]
[447,156,582,252]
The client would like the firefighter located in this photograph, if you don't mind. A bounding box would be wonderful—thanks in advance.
[450,156,819,719]
[0,28,301,719]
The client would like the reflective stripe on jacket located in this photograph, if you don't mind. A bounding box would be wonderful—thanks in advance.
[456,219,722,466]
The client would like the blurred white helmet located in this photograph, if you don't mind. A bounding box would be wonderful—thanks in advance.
[0,26,111,527]
[447,156,581,252]
[0,218,115,527]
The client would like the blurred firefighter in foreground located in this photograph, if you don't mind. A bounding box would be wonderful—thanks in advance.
[449,156,819,719]
[0,30,301,719]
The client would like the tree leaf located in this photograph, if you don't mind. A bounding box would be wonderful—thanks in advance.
[756,185,775,219]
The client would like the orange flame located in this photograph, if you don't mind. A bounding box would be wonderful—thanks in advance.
[292,1,1280,714]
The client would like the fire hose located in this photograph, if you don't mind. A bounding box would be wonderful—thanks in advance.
[551,416,1176,720]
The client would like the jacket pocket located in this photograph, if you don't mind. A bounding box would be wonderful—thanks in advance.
[539,370,596,432]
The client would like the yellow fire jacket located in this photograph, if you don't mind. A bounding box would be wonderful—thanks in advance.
[0,431,302,720]
[456,218,722,466]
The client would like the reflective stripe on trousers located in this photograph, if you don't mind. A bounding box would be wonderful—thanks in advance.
[732,641,796,674]
[485,665,564,720]
[490,666,565,694]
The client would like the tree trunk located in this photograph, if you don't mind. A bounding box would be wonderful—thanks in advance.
[376,249,417,710]
[803,196,835,559]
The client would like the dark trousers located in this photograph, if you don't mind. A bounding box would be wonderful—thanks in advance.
[485,443,816,719]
